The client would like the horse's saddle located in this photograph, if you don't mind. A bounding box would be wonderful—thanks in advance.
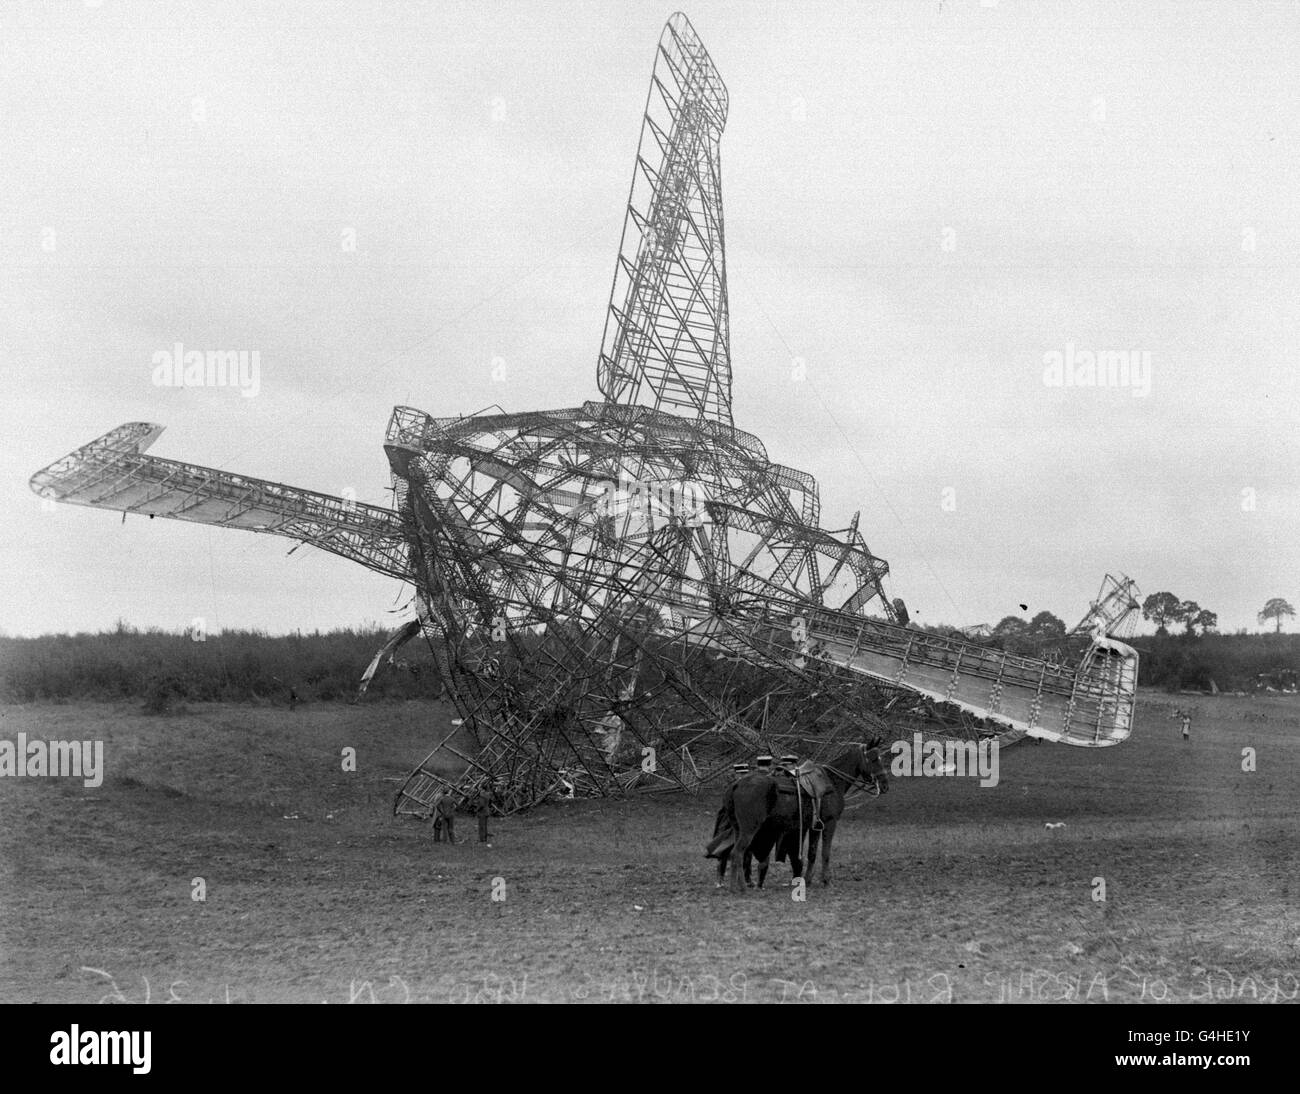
[774,762,832,800]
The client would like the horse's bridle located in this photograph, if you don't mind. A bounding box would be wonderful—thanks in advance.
[819,742,888,798]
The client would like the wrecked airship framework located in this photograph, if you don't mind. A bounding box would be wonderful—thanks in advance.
[30,14,1141,817]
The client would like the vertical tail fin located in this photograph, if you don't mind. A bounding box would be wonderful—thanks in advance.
[597,13,732,426]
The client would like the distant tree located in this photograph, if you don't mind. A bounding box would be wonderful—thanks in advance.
[990,615,1028,653]
[992,615,1027,637]
[1258,598,1296,634]
[1176,600,1201,635]
[1025,610,1067,645]
[1027,609,1066,634]
[989,611,1066,655]
[1193,609,1218,635]
[1142,591,1182,635]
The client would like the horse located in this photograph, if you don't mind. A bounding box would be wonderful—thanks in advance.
[704,798,792,889]
[711,738,889,892]
[704,784,801,888]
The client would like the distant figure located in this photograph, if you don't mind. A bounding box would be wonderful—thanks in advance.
[429,792,456,843]
[471,788,492,843]
[288,687,300,712]
[1181,710,1191,742]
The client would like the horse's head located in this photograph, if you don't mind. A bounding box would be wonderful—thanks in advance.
[857,737,890,796]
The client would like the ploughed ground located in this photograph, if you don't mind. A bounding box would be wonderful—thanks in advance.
[0,691,1295,1003]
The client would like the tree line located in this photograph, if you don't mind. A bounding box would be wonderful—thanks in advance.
[1142,592,1295,636]
[1,593,1295,704]
[911,591,1297,693]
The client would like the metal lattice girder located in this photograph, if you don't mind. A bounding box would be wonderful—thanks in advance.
[381,401,897,628]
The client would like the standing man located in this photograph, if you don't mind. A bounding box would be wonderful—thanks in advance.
[1180,709,1191,742]
[704,762,751,860]
[471,786,493,843]
[429,791,456,843]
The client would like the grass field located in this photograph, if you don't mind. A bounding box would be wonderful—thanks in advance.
[1,690,1296,1004]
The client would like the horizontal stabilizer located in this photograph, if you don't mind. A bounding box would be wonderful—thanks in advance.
[30,423,411,580]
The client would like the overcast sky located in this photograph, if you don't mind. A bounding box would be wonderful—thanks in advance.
[2,0,1297,638]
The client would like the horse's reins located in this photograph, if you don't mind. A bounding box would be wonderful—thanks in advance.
[817,743,887,799]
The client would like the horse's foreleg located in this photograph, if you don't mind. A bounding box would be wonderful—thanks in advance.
[819,819,837,886]
[715,850,729,888]
[805,826,821,875]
